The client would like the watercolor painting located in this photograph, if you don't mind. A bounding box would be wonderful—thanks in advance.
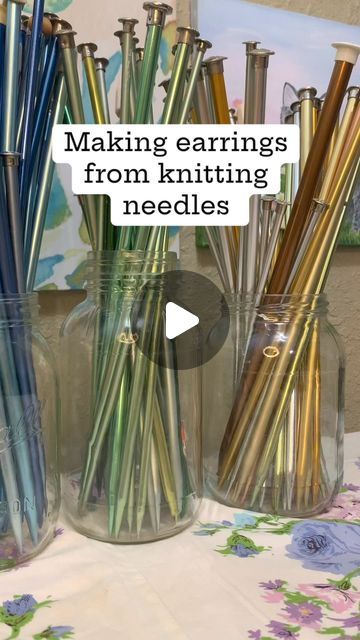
[25,0,179,290]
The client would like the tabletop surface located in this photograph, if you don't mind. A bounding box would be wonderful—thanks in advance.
[0,433,359,640]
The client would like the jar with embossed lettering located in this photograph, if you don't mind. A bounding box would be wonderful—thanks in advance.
[0,294,60,570]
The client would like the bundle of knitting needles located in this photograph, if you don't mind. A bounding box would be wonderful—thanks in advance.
[59,3,218,540]
[205,40,360,514]
[0,0,67,554]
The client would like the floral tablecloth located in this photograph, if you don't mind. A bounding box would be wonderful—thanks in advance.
[0,434,360,640]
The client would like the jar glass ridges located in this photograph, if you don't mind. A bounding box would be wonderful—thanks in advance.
[0,294,59,569]
[61,251,202,543]
[203,294,345,517]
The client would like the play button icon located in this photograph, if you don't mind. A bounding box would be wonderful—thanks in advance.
[166,302,199,340]
[131,270,230,370]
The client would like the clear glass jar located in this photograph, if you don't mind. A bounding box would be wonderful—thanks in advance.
[203,294,345,517]
[0,294,59,569]
[60,251,202,543]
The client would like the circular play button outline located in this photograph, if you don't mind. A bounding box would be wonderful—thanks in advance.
[131,270,230,370]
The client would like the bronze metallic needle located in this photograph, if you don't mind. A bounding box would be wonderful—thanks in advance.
[204,56,230,124]
[312,326,321,506]
[267,43,360,295]
[295,320,318,510]
[293,103,360,294]
[319,85,359,201]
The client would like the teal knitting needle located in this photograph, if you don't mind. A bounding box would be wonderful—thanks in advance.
[134,2,172,124]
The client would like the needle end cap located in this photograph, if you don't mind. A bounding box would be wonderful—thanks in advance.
[77,42,98,58]
[332,42,360,65]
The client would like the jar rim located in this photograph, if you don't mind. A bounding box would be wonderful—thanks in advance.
[225,293,328,313]
[85,250,178,292]
[0,293,39,304]
[87,250,178,264]
[225,293,327,302]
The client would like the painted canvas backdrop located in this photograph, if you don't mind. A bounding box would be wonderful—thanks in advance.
[198,0,360,245]
[24,0,179,289]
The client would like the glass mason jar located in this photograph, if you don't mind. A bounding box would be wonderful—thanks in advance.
[60,251,202,543]
[0,294,59,569]
[203,294,345,517]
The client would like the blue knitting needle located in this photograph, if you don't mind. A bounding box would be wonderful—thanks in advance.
[24,35,59,262]
[19,0,45,219]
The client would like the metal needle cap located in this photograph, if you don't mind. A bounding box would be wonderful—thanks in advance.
[52,18,74,39]
[243,40,261,54]
[95,57,109,71]
[44,12,59,21]
[176,26,200,46]
[131,270,230,370]
[77,42,98,59]
[273,199,289,217]
[290,100,300,114]
[229,108,237,123]
[298,86,317,101]
[114,29,123,44]
[311,198,330,216]
[204,56,228,75]
[262,195,275,213]
[118,17,138,33]
[319,93,326,108]
[55,30,77,49]
[143,2,173,27]
[51,18,73,33]
[195,38,212,53]
[249,48,275,68]
[347,85,360,98]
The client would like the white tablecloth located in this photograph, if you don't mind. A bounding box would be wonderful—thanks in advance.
[0,434,359,640]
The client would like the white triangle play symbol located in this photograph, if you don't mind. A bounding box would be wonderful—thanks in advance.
[165,302,200,340]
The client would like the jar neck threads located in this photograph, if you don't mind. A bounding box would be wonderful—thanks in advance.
[85,250,177,296]
[226,293,329,320]
[0,293,39,325]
